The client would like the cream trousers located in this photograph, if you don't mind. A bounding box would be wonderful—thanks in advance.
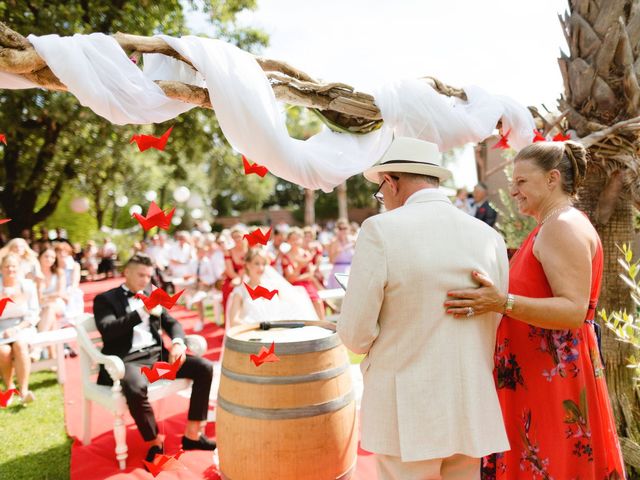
[376,453,480,480]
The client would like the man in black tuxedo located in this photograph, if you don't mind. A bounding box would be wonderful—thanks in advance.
[473,182,498,227]
[93,253,215,463]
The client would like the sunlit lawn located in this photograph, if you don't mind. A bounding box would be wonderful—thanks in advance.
[0,371,72,480]
[0,304,360,480]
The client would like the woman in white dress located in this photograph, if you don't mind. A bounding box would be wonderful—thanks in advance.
[0,254,40,403]
[36,247,66,360]
[54,242,84,321]
[226,247,318,328]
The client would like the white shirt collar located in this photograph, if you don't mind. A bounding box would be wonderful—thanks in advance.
[404,187,452,206]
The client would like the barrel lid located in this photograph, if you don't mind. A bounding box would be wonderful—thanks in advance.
[224,321,341,354]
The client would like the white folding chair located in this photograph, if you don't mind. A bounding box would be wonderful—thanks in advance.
[74,315,207,470]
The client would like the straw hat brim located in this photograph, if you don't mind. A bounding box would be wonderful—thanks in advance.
[363,161,453,183]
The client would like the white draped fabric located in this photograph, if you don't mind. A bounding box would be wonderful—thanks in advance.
[0,33,535,191]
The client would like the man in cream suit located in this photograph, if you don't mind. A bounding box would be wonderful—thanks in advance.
[337,137,509,480]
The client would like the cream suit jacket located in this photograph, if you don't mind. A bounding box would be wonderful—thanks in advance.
[338,188,510,462]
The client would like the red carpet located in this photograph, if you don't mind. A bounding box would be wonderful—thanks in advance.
[66,278,377,479]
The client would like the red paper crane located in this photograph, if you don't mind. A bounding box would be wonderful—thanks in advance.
[0,219,10,225]
[0,388,18,408]
[141,357,183,383]
[143,450,185,477]
[250,342,280,367]
[532,129,546,143]
[135,288,185,311]
[132,201,175,231]
[552,132,571,142]
[130,126,173,152]
[492,129,511,150]
[242,155,269,177]
[0,297,14,316]
[0,134,6,145]
[244,283,278,301]
[244,227,272,247]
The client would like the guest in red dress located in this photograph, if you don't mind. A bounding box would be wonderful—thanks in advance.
[221,227,247,319]
[303,225,325,290]
[282,228,325,320]
[446,141,625,479]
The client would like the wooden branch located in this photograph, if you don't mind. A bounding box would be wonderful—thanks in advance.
[0,21,473,133]
[0,22,30,49]
[580,113,640,147]
[0,22,387,131]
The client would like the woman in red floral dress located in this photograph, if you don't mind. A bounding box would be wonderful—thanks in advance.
[221,227,247,319]
[446,141,625,480]
[282,228,324,320]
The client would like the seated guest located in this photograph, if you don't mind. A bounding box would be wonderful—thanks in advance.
[0,254,40,404]
[282,228,325,320]
[55,242,84,321]
[185,244,222,332]
[98,237,118,279]
[303,226,325,289]
[0,238,43,283]
[266,225,288,275]
[93,253,215,464]
[81,240,99,282]
[221,227,248,317]
[227,247,318,328]
[35,247,66,360]
[55,242,81,289]
[326,218,355,289]
[168,231,194,280]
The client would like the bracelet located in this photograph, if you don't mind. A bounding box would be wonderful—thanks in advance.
[503,293,515,315]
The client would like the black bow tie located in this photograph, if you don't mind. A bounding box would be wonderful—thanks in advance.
[122,286,136,298]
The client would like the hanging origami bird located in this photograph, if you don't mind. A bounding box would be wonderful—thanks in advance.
[242,155,269,177]
[130,126,173,152]
[492,129,511,150]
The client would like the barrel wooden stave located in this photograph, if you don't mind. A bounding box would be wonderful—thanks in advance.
[217,401,357,480]
[218,322,357,480]
[219,371,353,409]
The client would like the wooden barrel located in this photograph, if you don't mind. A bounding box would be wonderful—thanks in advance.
[217,321,357,480]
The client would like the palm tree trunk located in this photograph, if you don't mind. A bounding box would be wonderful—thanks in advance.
[576,164,640,473]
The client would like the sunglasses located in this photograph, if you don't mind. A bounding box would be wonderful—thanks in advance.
[372,175,399,205]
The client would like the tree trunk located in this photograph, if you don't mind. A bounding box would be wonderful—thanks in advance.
[575,164,640,473]
[337,182,348,220]
[93,187,105,228]
[304,189,315,226]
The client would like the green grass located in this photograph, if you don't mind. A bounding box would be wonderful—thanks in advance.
[0,371,72,480]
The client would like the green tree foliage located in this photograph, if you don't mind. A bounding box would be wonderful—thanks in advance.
[494,161,536,249]
[600,244,640,388]
[0,0,267,238]
[204,137,276,217]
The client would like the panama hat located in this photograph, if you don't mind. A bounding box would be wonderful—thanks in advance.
[363,137,452,183]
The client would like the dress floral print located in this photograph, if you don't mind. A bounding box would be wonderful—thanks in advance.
[482,224,625,480]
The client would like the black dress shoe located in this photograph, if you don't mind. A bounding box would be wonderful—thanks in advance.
[182,434,217,451]
[145,445,163,464]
